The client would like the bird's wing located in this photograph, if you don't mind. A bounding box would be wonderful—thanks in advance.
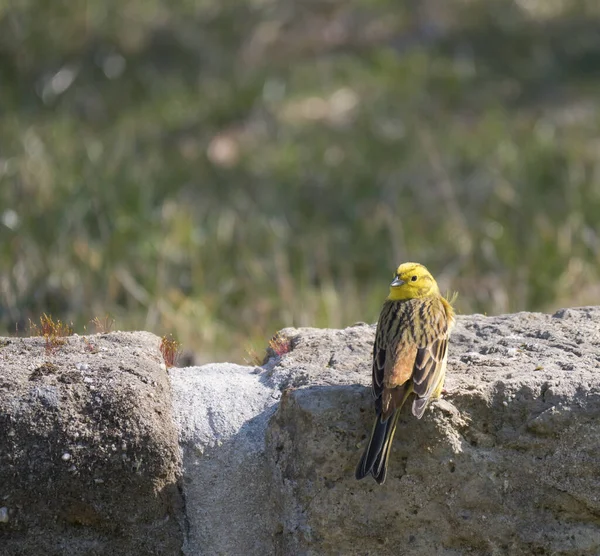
[410,338,448,416]
[410,300,452,418]
[371,301,394,400]
[412,337,447,396]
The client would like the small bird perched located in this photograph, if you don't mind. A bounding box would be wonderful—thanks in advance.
[356,262,455,484]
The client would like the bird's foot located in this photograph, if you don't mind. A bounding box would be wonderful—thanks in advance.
[441,386,459,398]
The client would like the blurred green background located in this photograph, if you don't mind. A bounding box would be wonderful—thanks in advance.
[1,0,600,362]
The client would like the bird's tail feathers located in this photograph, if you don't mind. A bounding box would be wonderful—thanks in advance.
[357,386,413,484]
[355,409,401,484]
[371,410,401,484]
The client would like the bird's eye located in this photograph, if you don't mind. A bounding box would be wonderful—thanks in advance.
[411,275,418,282]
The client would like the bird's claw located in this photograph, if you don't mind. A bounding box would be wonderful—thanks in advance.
[441,387,459,398]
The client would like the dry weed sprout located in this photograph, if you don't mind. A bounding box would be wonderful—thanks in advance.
[91,315,115,334]
[160,335,181,368]
[29,313,74,354]
[268,332,292,357]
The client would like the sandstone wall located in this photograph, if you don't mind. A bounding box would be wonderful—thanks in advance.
[2,308,599,555]
[0,332,184,555]
[173,307,600,555]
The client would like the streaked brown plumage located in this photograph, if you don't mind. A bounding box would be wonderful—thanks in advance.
[356,262,455,484]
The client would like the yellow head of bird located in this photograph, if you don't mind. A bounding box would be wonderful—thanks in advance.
[387,262,440,301]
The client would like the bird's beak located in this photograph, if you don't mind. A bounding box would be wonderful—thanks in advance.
[390,276,405,287]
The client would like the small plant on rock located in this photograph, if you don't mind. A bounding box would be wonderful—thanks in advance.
[268,332,292,357]
[91,315,115,334]
[29,313,74,355]
[160,335,181,368]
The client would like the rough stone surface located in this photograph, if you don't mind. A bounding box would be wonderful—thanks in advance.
[3,308,599,555]
[0,332,184,556]
[174,307,600,556]
[170,364,281,555]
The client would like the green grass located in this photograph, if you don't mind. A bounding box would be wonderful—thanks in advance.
[1,0,600,361]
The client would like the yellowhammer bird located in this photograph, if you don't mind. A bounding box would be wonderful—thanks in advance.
[355,262,455,484]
